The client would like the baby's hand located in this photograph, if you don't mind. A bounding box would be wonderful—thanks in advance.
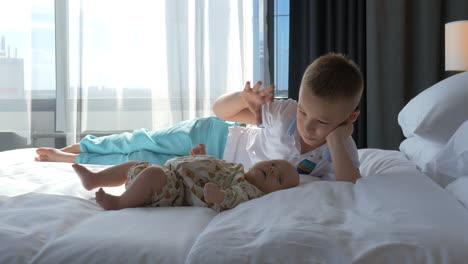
[190,144,206,156]
[326,119,354,143]
[241,81,274,125]
[203,183,225,204]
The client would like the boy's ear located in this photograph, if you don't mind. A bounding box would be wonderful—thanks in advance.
[348,110,360,122]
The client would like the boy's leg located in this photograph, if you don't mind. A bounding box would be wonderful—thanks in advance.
[79,129,160,154]
[35,128,181,164]
[37,117,239,164]
[81,117,239,156]
[78,117,238,165]
[61,143,81,153]
[35,127,174,163]
[72,161,139,190]
[35,143,81,162]
[35,148,78,163]
[95,166,168,210]
[76,150,179,166]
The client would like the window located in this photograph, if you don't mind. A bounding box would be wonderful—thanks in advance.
[0,0,56,148]
[0,0,268,150]
[66,0,265,132]
[0,1,56,101]
[273,0,289,98]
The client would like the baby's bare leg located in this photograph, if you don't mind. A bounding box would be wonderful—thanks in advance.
[96,166,168,210]
[73,161,139,190]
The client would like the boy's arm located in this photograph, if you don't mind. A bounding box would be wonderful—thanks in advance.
[213,81,274,125]
[326,120,362,183]
[213,91,257,124]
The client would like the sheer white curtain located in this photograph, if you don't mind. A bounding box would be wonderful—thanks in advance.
[59,0,266,146]
[0,0,55,150]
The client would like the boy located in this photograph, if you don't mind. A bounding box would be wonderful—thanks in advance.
[37,53,363,183]
[213,53,362,183]
[73,144,299,212]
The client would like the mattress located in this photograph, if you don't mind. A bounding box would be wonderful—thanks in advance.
[1,148,468,263]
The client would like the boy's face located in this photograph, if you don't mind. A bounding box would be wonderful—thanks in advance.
[297,88,359,148]
[246,160,299,193]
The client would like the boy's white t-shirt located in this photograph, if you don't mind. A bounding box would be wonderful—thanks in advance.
[223,99,360,181]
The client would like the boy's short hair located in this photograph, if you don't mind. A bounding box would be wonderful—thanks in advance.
[300,53,363,102]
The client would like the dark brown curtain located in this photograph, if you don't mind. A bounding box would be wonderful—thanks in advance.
[366,0,468,149]
[289,0,468,150]
[288,0,367,148]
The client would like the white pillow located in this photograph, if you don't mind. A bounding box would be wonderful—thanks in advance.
[426,120,468,187]
[358,148,417,177]
[399,137,444,173]
[398,71,468,144]
[445,177,468,210]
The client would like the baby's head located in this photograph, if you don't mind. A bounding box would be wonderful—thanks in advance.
[245,159,299,193]
[297,53,364,147]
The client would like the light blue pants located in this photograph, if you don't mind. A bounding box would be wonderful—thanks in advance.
[76,117,239,165]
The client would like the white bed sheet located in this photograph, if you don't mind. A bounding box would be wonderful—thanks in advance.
[187,149,468,263]
[0,149,216,264]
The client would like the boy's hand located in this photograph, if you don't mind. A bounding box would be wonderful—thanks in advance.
[203,183,225,204]
[326,119,354,143]
[190,144,206,156]
[241,81,274,125]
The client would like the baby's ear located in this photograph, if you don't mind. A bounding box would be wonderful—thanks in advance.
[349,110,360,122]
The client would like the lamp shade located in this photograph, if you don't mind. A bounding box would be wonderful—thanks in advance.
[445,21,468,71]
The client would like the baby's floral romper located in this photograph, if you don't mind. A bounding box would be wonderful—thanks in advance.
[126,155,264,211]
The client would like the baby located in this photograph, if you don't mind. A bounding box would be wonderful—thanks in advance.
[73,144,299,212]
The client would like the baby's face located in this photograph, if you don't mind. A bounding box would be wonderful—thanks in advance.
[246,160,299,193]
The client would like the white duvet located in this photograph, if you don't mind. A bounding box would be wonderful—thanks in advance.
[187,149,468,263]
[0,149,216,264]
[1,148,468,264]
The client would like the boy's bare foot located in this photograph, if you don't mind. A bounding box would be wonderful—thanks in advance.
[95,188,121,210]
[60,143,81,154]
[35,148,77,163]
[72,163,98,190]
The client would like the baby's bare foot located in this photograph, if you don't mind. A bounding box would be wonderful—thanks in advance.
[72,163,97,190]
[35,148,77,163]
[95,188,121,210]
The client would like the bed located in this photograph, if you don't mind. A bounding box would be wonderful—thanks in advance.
[1,147,468,264]
[2,73,468,263]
